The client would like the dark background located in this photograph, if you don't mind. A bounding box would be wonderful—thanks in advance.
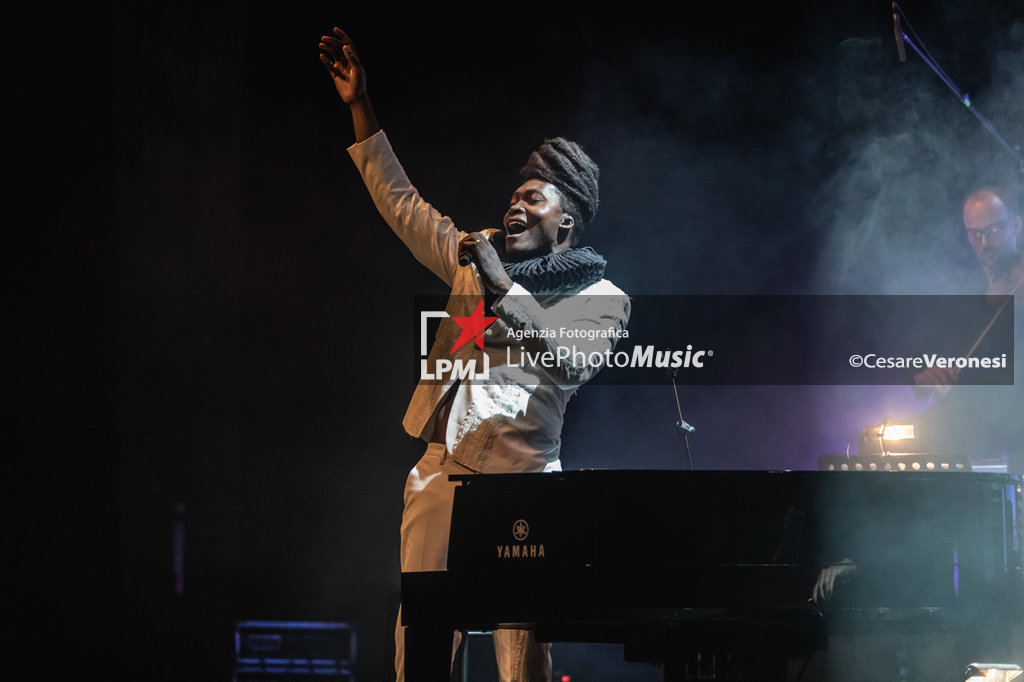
[14,1,1022,680]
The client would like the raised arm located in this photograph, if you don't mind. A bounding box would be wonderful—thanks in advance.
[318,28,380,143]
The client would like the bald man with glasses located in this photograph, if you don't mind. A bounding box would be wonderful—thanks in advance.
[962,187,1023,296]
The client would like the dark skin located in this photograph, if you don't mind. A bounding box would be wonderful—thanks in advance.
[317,28,379,143]
[318,28,573,294]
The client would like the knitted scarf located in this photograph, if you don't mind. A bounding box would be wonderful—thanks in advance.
[501,247,607,295]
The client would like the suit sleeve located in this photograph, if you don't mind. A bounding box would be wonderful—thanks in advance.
[348,131,463,286]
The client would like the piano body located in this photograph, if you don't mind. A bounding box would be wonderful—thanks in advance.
[401,470,1022,680]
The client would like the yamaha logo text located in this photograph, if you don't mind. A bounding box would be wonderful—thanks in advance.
[497,519,545,559]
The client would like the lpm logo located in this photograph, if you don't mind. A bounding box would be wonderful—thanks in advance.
[419,300,497,380]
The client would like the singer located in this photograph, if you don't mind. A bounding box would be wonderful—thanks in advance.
[318,27,629,682]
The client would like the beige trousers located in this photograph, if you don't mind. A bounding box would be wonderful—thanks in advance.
[394,443,552,681]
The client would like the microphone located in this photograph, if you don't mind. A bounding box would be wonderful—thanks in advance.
[676,419,695,434]
[458,228,502,266]
[892,3,906,62]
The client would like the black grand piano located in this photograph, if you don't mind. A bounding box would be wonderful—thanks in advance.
[401,470,1022,680]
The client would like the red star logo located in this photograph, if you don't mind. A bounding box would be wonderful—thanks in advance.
[450,299,498,353]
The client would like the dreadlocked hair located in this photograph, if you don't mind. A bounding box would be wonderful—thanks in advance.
[520,137,599,246]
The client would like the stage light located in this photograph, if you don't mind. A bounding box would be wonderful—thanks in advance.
[819,418,974,472]
[881,423,914,441]
[858,421,919,456]
[964,663,1022,681]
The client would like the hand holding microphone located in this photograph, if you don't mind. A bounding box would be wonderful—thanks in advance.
[457,228,514,295]
[458,228,502,266]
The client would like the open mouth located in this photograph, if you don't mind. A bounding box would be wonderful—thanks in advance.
[505,219,528,235]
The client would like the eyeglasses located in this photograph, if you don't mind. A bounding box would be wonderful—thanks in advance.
[965,220,1010,244]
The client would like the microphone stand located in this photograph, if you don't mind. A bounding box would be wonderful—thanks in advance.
[892,2,1023,387]
[891,2,1022,163]
[669,369,696,470]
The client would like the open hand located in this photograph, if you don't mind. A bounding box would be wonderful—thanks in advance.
[318,28,366,105]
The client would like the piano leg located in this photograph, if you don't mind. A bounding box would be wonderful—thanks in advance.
[404,624,455,682]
